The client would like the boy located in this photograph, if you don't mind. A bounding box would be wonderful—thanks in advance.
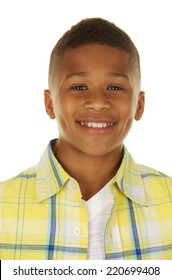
[0,18,172,260]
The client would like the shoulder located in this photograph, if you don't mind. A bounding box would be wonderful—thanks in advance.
[125,147,172,185]
[0,166,37,197]
[136,163,172,200]
[137,162,172,181]
[124,147,172,202]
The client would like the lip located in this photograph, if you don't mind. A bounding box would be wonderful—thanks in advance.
[76,119,118,134]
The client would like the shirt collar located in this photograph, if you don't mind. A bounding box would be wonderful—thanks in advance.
[36,139,148,205]
[36,139,70,202]
[113,146,148,206]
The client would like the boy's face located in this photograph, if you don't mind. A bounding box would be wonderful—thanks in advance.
[45,44,144,157]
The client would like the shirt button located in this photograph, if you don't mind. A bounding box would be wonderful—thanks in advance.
[73,228,82,236]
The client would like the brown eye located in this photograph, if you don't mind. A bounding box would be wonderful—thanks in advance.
[107,85,123,91]
[72,85,87,90]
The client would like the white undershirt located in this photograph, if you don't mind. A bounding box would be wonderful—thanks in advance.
[82,181,114,260]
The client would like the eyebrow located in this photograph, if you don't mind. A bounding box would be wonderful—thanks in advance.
[65,72,89,79]
[107,72,129,79]
[65,71,129,80]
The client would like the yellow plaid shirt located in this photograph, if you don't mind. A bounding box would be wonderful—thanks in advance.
[0,139,172,260]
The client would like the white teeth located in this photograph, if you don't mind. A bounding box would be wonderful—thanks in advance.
[79,122,114,128]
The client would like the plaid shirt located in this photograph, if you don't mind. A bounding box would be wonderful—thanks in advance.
[0,139,172,260]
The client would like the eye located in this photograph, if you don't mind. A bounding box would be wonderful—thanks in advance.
[71,85,88,91]
[107,85,123,91]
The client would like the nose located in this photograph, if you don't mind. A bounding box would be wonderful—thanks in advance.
[84,90,111,111]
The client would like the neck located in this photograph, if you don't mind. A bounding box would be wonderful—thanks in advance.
[54,140,123,200]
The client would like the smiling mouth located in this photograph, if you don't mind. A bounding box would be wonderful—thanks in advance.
[77,121,117,129]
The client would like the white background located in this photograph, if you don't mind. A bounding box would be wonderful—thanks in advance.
[0,0,171,180]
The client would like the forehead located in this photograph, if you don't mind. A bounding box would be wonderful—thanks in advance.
[60,44,131,73]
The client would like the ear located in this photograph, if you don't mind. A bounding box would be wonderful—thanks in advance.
[134,91,145,121]
[44,90,56,119]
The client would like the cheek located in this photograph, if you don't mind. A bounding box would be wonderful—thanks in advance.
[118,99,136,119]
[54,97,77,128]
[116,100,137,132]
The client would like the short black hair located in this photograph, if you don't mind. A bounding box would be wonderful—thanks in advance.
[48,18,141,89]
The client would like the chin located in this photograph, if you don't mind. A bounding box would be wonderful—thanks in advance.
[78,145,116,158]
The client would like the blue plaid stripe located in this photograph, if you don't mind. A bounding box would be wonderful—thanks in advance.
[47,195,56,260]
[128,199,142,260]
